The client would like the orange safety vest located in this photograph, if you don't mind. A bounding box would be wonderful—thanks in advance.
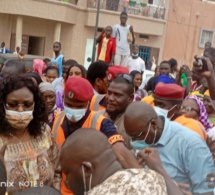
[89,94,106,111]
[51,110,105,195]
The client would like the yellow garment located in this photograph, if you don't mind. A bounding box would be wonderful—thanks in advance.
[98,37,108,61]
[141,95,154,106]
[189,91,204,100]
[204,89,210,97]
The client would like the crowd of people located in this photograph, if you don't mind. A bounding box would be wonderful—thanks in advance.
[1,11,215,195]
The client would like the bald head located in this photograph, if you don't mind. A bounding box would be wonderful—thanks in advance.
[60,128,118,194]
[124,102,158,139]
[61,128,111,163]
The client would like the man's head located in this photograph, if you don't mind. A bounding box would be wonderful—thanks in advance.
[131,45,139,57]
[105,26,112,38]
[204,47,215,68]
[153,84,185,117]
[60,128,118,194]
[87,61,109,94]
[205,41,212,49]
[124,102,163,150]
[53,42,61,53]
[14,186,60,195]
[1,42,5,48]
[106,74,134,117]
[191,68,202,81]
[168,58,178,72]
[120,12,128,26]
[64,77,93,122]
[159,61,171,76]
[1,59,25,77]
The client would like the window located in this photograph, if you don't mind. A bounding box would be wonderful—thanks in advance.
[199,29,214,48]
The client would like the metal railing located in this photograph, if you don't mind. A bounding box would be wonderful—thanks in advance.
[57,0,78,5]
[87,0,166,19]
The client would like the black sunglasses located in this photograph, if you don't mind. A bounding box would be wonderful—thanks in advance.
[115,73,134,86]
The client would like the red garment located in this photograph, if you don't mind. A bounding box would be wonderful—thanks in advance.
[97,35,116,63]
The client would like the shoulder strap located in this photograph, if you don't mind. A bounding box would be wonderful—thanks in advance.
[53,111,65,139]
[93,95,105,111]
[90,111,105,130]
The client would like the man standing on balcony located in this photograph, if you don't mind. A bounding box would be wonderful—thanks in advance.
[112,12,135,66]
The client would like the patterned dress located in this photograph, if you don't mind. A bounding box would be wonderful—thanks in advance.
[88,169,167,195]
[0,127,61,194]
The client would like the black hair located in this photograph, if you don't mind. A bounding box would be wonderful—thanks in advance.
[14,186,61,195]
[112,76,134,95]
[45,66,59,76]
[160,60,171,67]
[168,58,178,69]
[63,59,78,67]
[0,160,7,195]
[43,58,51,64]
[1,59,25,77]
[87,61,109,86]
[0,75,47,137]
[53,42,61,47]
[26,72,43,85]
[65,64,87,80]
[120,11,128,16]
[205,41,212,46]
[130,70,141,79]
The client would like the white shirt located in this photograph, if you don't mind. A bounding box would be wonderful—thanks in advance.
[112,24,130,55]
[127,57,145,73]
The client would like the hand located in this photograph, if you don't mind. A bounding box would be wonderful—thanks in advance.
[206,173,215,188]
[181,65,192,77]
[137,148,164,173]
[177,182,192,195]
[129,25,134,34]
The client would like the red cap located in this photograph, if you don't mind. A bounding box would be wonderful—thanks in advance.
[154,84,185,100]
[65,77,93,102]
[107,66,129,82]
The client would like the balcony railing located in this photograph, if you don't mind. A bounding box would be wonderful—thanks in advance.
[87,0,166,20]
[57,0,78,5]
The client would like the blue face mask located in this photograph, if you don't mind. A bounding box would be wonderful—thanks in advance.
[130,122,157,150]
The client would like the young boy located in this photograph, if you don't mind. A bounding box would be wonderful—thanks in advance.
[97,26,116,65]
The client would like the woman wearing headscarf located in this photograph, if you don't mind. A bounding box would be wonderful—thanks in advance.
[181,95,212,132]
[39,82,62,128]
[33,59,47,77]
[204,90,215,125]
[130,70,147,101]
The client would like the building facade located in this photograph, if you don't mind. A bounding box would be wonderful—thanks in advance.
[0,0,168,69]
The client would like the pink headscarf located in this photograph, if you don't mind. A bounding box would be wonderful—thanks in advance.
[33,59,47,77]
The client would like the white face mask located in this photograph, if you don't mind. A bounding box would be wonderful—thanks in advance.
[154,106,168,117]
[5,109,34,129]
[132,53,139,57]
[64,105,87,122]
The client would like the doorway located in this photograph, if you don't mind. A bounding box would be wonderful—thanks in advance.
[28,36,45,56]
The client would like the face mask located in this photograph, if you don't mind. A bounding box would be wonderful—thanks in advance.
[64,105,87,122]
[130,122,157,150]
[154,106,168,117]
[82,163,93,195]
[5,109,34,129]
[132,53,139,57]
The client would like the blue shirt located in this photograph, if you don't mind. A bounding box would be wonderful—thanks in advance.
[51,54,63,77]
[155,118,215,194]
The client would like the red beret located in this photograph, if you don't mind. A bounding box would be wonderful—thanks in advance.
[154,84,185,100]
[65,77,93,102]
[107,66,129,82]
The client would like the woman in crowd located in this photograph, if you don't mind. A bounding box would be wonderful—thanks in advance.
[130,70,147,101]
[45,66,59,83]
[0,75,61,194]
[181,95,212,132]
[39,82,61,128]
[204,90,215,125]
[33,59,47,77]
[53,63,86,110]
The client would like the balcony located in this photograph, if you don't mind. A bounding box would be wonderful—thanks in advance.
[86,0,167,36]
[87,0,166,20]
